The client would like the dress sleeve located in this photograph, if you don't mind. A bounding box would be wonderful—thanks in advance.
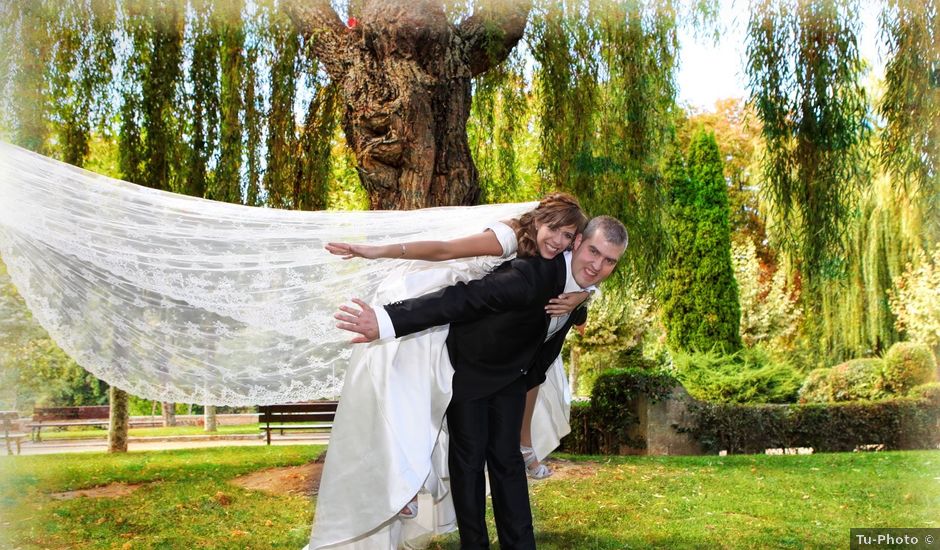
[485,221,518,258]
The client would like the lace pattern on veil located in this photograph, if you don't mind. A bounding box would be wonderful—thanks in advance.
[0,142,534,405]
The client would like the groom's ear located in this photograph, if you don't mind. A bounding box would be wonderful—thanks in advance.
[573,233,583,250]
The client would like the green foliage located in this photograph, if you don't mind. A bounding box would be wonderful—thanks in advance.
[118,0,186,190]
[879,0,940,240]
[889,244,940,351]
[798,368,832,404]
[468,50,538,204]
[530,0,686,285]
[677,99,767,250]
[327,131,370,210]
[211,0,245,204]
[732,238,802,351]
[184,0,221,199]
[807,172,918,368]
[671,346,802,404]
[682,397,940,454]
[746,0,870,284]
[659,130,742,352]
[588,367,677,453]
[827,358,886,402]
[907,382,940,401]
[0,260,107,411]
[568,284,657,395]
[881,341,938,394]
[6,338,108,409]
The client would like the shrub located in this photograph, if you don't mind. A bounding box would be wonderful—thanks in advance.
[569,285,658,397]
[798,368,832,403]
[906,382,940,402]
[682,397,940,454]
[827,358,885,402]
[881,341,938,394]
[591,368,677,450]
[671,346,802,404]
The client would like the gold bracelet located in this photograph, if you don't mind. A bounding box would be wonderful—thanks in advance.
[400,243,406,257]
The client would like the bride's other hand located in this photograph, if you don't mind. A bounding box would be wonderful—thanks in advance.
[325,242,383,260]
[544,291,590,317]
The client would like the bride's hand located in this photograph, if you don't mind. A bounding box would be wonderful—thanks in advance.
[325,242,383,260]
[545,291,590,317]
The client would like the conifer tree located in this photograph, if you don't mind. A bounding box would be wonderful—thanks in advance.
[660,130,741,352]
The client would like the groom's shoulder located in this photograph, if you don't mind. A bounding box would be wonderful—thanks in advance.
[499,254,563,280]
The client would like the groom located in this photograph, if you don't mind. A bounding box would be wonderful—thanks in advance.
[336,216,627,549]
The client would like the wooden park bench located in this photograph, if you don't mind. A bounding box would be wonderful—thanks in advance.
[28,406,161,442]
[1,411,26,455]
[258,401,338,445]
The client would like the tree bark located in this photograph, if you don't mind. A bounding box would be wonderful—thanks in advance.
[108,386,129,453]
[289,0,532,209]
[204,405,217,432]
[161,402,176,427]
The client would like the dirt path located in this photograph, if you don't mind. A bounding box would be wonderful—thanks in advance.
[229,462,324,497]
[49,483,146,500]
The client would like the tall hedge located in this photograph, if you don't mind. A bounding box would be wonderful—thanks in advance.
[659,130,742,352]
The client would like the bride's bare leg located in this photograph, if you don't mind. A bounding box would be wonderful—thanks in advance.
[520,387,539,465]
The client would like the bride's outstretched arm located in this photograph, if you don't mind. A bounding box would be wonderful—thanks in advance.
[325,229,505,261]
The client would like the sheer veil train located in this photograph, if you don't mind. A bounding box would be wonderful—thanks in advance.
[0,141,534,406]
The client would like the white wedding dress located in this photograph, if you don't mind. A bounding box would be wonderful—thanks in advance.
[308,222,572,550]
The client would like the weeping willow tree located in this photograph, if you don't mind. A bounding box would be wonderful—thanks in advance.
[811,172,924,366]
[746,0,870,286]
[879,0,940,244]
[468,49,535,204]
[492,0,692,281]
[811,0,937,363]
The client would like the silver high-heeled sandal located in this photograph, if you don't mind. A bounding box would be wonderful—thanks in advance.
[521,445,553,480]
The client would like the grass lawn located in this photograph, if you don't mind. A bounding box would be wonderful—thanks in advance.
[1,448,937,549]
[0,445,323,548]
[36,423,264,441]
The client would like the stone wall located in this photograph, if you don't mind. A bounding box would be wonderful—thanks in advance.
[624,385,702,456]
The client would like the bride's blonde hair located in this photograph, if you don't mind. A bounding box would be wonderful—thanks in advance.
[509,193,588,258]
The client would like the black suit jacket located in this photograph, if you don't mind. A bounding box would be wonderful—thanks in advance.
[385,254,584,402]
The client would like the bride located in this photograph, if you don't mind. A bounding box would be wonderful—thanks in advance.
[310,193,590,549]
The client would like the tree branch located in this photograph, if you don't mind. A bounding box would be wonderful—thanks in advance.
[285,0,352,81]
[459,0,533,77]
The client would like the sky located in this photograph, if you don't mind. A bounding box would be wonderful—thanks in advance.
[675,0,885,111]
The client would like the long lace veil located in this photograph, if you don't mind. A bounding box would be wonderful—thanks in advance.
[0,142,534,405]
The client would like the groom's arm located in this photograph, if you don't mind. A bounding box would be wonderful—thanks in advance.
[335,259,546,343]
[384,261,540,338]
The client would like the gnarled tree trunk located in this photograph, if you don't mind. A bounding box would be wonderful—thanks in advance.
[289,0,531,209]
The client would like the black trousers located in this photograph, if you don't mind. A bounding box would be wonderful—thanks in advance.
[446,377,535,550]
